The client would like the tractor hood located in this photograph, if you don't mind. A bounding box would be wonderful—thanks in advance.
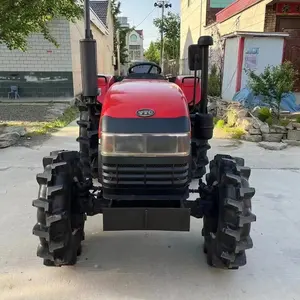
[101,80,189,119]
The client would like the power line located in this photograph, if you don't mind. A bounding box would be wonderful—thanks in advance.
[134,8,156,28]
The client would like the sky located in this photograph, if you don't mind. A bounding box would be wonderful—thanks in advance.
[119,0,180,49]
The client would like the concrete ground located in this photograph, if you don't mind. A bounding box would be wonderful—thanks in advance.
[0,122,300,300]
[0,97,74,104]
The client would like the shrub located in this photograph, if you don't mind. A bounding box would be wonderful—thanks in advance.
[223,126,246,139]
[230,127,246,140]
[213,117,220,125]
[215,119,225,128]
[208,64,221,97]
[257,107,271,122]
[265,116,273,126]
[246,61,298,119]
[227,108,238,127]
[296,116,300,123]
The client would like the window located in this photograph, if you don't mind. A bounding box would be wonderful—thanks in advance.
[134,51,141,59]
[129,45,141,50]
[129,51,134,60]
[130,34,138,42]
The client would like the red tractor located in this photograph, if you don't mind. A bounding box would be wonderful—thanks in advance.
[32,1,256,269]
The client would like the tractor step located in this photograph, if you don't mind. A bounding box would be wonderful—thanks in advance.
[102,207,190,231]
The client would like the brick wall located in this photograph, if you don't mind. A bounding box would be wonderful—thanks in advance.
[0,19,72,72]
[264,5,277,32]
[0,19,74,98]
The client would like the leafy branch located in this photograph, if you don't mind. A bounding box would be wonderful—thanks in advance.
[0,0,83,51]
[246,61,298,118]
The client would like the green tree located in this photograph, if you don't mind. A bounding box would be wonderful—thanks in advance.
[111,0,133,68]
[246,61,298,119]
[208,64,221,97]
[0,0,83,51]
[144,42,160,64]
[153,12,180,60]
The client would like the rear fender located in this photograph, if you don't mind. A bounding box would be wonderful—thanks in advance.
[97,75,115,104]
[174,76,202,106]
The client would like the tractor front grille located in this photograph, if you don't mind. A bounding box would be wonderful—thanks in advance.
[101,162,190,200]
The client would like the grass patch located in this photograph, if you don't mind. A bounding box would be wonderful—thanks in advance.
[223,127,245,139]
[2,105,79,137]
[279,119,290,126]
[29,105,79,136]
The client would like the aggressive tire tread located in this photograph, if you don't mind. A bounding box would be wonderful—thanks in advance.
[76,99,101,179]
[32,150,86,267]
[203,154,256,269]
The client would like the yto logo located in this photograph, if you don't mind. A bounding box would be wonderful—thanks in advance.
[136,109,155,118]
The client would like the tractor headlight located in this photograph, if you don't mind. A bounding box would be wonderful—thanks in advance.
[101,133,190,156]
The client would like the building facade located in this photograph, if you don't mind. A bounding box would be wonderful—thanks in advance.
[0,1,114,98]
[118,17,144,74]
[180,0,235,74]
[216,0,300,91]
[128,30,144,63]
[180,0,300,91]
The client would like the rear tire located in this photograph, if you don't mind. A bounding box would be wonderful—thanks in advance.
[76,95,101,179]
[190,113,213,179]
[191,140,210,179]
[203,154,256,269]
[32,150,86,267]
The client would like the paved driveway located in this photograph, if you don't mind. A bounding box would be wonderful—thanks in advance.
[1,122,300,300]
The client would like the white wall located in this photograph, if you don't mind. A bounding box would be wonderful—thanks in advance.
[222,35,285,100]
[222,37,238,100]
[241,37,284,89]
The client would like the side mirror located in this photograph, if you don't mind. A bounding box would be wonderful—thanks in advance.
[188,44,202,71]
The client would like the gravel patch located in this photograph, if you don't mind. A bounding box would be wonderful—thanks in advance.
[0,103,70,122]
[0,102,74,148]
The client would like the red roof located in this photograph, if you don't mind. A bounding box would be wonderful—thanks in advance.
[136,30,144,37]
[216,0,261,23]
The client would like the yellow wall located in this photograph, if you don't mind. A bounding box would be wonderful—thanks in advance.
[69,15,114,95]
[180,0,207,59]
[69,19,84,96]
[215,0,270,36]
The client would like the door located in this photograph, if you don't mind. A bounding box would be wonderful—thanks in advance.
[277,18,300,91]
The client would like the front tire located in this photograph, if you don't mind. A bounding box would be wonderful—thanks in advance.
[203,155,256,269]
[32,150,86,267]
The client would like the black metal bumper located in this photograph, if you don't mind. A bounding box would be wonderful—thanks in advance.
[103,207,191,231]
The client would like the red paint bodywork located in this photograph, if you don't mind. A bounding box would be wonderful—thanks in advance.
[97,76,202,136]
[174,76,201,105]
[97,75,115,103]
[101,79,190,119]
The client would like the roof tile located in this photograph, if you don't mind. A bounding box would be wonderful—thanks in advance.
[90,0,109,26]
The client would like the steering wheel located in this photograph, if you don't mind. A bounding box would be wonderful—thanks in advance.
[128,62,162,75]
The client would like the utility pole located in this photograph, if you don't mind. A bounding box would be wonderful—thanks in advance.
[117,29,121,76]
[154,0,172,73]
